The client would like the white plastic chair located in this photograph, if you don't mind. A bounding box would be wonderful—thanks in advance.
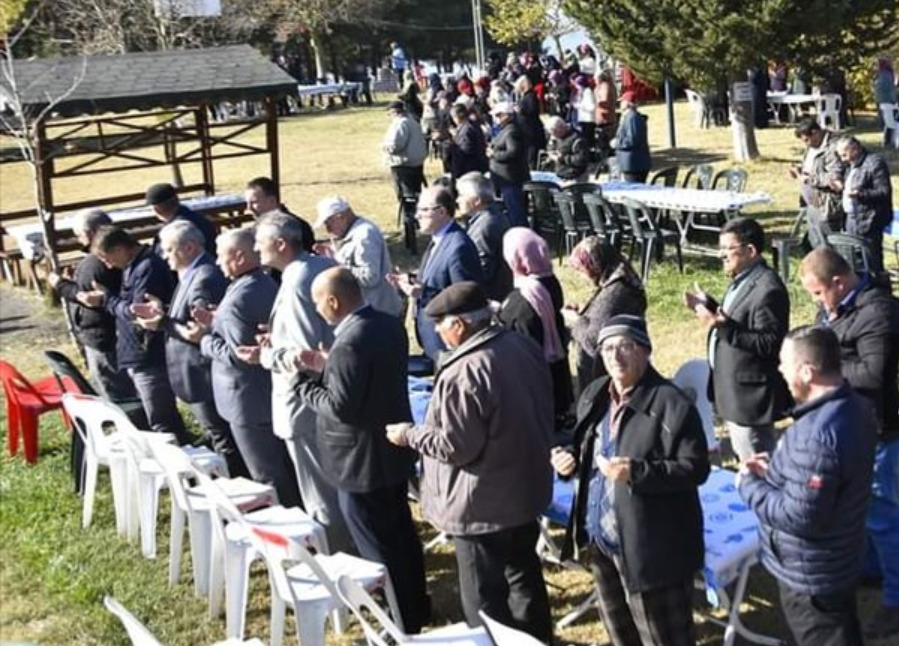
[816,93,842,130]
[103,595,265,646]
[879,103,899,148]
[478,610,544,646]
[234,499,404,646]
[336,575,492,646]
[672,359,720,453]
[61,393,132,532]
[191,467,329,639]
[148,441,276,598]
[685,89,710,128]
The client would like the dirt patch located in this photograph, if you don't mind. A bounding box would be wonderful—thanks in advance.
[0,284,71,358]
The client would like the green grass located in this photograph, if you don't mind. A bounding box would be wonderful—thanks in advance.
[1,100,897,645]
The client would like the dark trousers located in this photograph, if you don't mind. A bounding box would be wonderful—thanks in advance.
[127,364,190,444]
[453,521,553,643]
[623,171,649,184]
[391,165,426,224]
[228,419,300,508]
[494,177,527,228]
[188,399,249,479]
[589,545,696,646]
[778,581,863,646]
[338,483,429,633]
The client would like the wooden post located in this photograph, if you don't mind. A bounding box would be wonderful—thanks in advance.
[196,106,214,195]
[264,97,281,200]
[34,118,57,270]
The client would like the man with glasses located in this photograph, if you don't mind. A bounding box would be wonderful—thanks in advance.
[684,217,790,462]
[389,186,482,361]
[552,314,710,646]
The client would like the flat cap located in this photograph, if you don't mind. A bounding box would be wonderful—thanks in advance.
[146,183,177,205]
[425,281,487,319]
[597,314,652,351]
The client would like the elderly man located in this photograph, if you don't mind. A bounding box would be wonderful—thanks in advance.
[545,116,590,182]
[552,314,710,646]
[294,267,430,633]
[740,326,877,646]
[183,228,299,505]
[615,92,651,183]
[798,248,899,640]
[313,195,403,317]
[446,104,488,181]
[145,182,217,256]
[455,172,512,301]
[244,176,314,253]
[382,100,428,225]
[78,226,189,443]
[788,119,845,234]
[233,211,352,552]
[387,281,554,642]
[488,101,529,227]
[48,209,135,402]
[131,220,246,477]
[685,217,790,462]
[391,186,483,362]
[832,136,892,271]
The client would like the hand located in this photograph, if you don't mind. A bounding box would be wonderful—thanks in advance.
[48,272,62,289]
[683,281,711,311]
[599,456,631,483]
[829,178,844,192]
[76,290,105,308]
[130,295,164,320]
[386,422,414,447]
[392,272,421,299]
[177,321,208,344]
[560,308,581,327]
[742,452,770,478]
[234,345,261,364]
[313,241,334,258]
[550,447,577,477]
[191,304,215,328]
[295,345,329,372]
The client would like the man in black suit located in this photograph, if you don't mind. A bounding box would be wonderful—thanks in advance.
[685,218,790,461]
[294,267,429,633]
[132,220,247,478]
[182,228,299,505]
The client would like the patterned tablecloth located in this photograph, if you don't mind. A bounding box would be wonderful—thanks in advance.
[6,193,245,260]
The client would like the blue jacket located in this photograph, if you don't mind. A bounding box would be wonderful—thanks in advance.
[105,246,175,369]
[739,382,877,595]
[615,108,651,174]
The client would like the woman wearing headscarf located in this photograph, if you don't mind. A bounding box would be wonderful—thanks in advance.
[562,237,647,391]
[498,228,573,426]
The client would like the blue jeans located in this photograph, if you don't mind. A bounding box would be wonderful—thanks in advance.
[863,439,899,607]
[496,180,527,228]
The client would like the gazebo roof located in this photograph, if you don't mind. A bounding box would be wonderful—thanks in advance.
[0,45,298,118]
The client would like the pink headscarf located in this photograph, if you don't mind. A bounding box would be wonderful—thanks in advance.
[502,228,565,362]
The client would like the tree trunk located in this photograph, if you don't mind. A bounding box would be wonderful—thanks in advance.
[730,82,759,161]
[310,33,326,80]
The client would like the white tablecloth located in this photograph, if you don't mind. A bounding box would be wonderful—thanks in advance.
[5,193,245,260]
[296,82,362,98]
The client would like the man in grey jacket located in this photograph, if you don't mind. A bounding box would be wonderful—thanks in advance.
[382,100,427,226]
[387,281,554,643]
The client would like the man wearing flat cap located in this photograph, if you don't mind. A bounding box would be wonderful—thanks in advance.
[387,281,555,643]
[313,195,403,317]
[146,183,217,256]
[381,101,428,228]
[552,314,710,646]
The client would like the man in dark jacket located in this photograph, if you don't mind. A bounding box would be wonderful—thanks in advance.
[685,218,790,462]
[295,267,429,633]
[740,326,877,646]
[447,104,488,181]
[79,226,189,443]
[456,172,512,301]
[799,248,899,639]
[387,282,553,642]
[614,92,651,183]
[146,183,217,256]
[488,101,530,227]
[833,136,892,271]
[552,315,710,646]
[789,120,845,232]
[546,116,590,182]
[49,209,135,402]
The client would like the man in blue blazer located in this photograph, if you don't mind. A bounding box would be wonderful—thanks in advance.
[183,228,299,506]
[392,186,483,362]
[133,220,247,478]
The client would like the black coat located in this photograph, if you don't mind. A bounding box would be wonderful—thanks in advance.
[464,205,512,301]
[561,368,710,593]
[845,149,893,236]
[489,119,530,186]
[56,253,121,351]
[448,120,488,180]
[517,90,547,151]
[295,306,417,493]
[708,260,791,426]
[152,205,218,257]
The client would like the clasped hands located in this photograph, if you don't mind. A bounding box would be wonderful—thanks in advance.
[386,270,421,299]
[550,447,631,483]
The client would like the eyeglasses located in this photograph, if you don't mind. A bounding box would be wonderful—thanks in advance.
[417,205,442,213]
[600,340,638,356]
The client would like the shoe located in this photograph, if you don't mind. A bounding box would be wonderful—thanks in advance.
[863,605,899,640]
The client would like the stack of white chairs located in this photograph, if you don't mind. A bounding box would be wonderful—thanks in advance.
[816,93,842,130]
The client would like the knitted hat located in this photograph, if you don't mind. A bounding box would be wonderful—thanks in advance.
[597,314,652,351]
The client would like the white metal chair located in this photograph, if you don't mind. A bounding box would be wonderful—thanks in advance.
[879,103,899,148]
[60,393,133,532]
[672,359,720,453]
[148,441,276,598]
[103,595,265,646]
[191,467,329,639]
[816,93,842,130]
[478,610,544,646]
[336,575,492,645]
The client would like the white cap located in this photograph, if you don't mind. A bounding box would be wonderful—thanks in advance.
[314,195,350,228]
[490,101,514,116]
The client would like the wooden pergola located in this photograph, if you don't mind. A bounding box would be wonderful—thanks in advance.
[0,44,297,261]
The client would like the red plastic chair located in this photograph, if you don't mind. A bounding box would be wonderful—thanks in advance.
[0,360,75,464]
